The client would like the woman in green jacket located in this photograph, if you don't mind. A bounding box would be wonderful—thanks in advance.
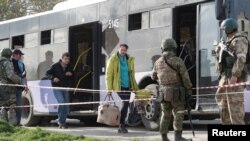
[106,44,139,133]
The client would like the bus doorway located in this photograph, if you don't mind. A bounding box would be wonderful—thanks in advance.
[173,5,197,109]
[69,22,101,114]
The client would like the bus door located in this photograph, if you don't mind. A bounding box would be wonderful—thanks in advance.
[173,4,197,110]
[197,1,220,113]
[69,22,102,112]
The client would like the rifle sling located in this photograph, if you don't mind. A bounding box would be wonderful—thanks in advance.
[163,57,184,86]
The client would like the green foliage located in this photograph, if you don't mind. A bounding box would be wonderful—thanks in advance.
[0,120,103,141]
[0,0,64,21]
[0,0,26,21]
[0,120,14,132]
[27,0,64,14]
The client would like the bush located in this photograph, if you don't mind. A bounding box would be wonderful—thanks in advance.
[0,120,103,141]
[0,120,14,132]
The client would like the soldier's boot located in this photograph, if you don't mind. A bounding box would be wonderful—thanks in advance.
[8,105,17,126]
[0,107,8,122]
[161,134,170,141]
[118,124,128,133]
[175,131,192,141]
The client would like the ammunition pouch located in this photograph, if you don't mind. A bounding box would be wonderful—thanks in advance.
[156,85,185,103]
[173,86,185,103]
[155,86,164,103]
[0,86,16,106]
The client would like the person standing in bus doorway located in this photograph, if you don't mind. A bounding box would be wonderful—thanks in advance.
[215,18,249,125]
[0,48,21,124]
[11,49,28,126]
[105,44,139,133]
[46,52,73,129]
[151,38,192,141]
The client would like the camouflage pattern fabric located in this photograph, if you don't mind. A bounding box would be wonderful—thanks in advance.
[0,56,20,125]
[215,32,248,125]
[0,56,20,106]
[0,107,8,121]
[160,102,185,134]
[151,51,192,134]
[8,106,17,125]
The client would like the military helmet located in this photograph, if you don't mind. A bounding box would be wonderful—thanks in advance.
[220,18,238,34]
[1,48,12,58]
[161,38,177,52]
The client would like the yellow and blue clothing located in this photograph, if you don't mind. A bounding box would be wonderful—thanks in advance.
[105,53,139,91]
[118,55,130,88]
[106,52,139,125]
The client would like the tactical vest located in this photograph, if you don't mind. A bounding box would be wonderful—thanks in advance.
[222,52,235,78]
[222,35,249,78]
[156,57,181,85]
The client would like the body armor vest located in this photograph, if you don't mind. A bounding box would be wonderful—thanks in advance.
[156,57,181,85]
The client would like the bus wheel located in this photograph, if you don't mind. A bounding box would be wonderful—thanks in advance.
[141,84,161,131]
[21,91,41,126]
[80,116,98,126]
[245,113,250,124]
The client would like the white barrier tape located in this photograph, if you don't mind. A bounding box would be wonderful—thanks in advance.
[2,80,250,93]
[0,83,151,94]
[1,98,155,109]
[1,81,249,98]
[193,81,250,90]
[191,90,250,97]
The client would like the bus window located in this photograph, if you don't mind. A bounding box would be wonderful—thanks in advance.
[12,35,24,49]
[25,33,38,48]
[128,13,142,31]
[54,27,67,44]
[41,30,52,45]
[0,39,9,50]
[128,12,149,31]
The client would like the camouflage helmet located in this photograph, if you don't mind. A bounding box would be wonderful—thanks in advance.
[220,18,238,34]
[161,38,177,52]
[1,48,12,58]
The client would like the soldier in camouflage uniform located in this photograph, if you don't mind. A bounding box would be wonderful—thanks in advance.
[152,38,192,141]
[0,48,21,124]
[215,18,248,125]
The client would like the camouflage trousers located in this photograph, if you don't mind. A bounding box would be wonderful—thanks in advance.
[160,101,184,134]
[0,106,17,125]
[0,88,17,125]
[215,76,245,125]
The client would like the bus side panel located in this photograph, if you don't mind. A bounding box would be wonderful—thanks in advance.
[0,23,10,39]
[69,4,98,26]
[231,0,250,20]
[28,80,58,114]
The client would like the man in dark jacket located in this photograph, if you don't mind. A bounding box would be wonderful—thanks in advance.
[46,52,73,129]
[12,49,28,126]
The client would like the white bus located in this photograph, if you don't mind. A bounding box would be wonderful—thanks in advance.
[0,0,249,130]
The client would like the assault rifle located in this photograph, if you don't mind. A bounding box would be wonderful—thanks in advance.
[216,38,234,63]
[185,94,195,137]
